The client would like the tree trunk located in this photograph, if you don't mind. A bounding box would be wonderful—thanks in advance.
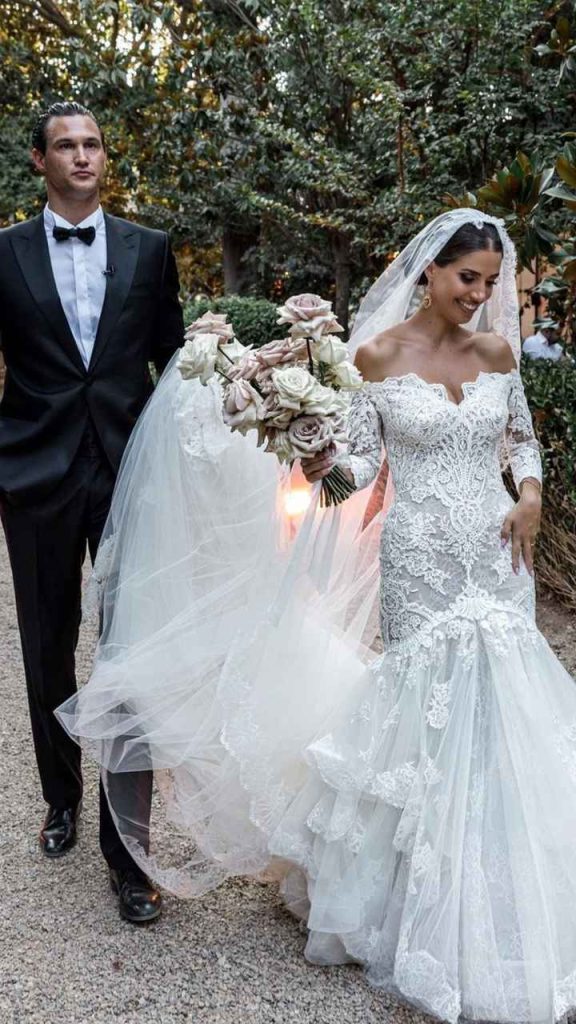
[332,230,352,334]
[222,224,259,295]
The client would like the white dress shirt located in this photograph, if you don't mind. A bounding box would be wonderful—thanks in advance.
[522,332,564,362]
[43,204,108,369]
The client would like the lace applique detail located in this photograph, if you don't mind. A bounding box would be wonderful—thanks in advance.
[426,682,451,729]
[372,762,417,807]
[395,946,461,1023]
[553,715,576,781]
[348,372,541,655]
[341,388,383,490]
[505,371,542,490]
[306,794,366,853]
[175,377,232,461]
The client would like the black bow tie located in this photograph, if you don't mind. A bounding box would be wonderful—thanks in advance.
[53,225,96,246]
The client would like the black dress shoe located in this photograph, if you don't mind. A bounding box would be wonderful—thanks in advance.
[109,869,162,924]
[40,804,80,858]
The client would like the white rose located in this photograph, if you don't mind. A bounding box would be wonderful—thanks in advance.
[216,337,250,372]
[302,380,345,416]
[265,430,296,464]
[271,366,318,411]
[259,393,294,430]
[311,335,349,365]
[177,333,219,385]
[186,311,234,342]
[327,360,364,390]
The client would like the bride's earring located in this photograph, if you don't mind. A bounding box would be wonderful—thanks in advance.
[422,288,432,310]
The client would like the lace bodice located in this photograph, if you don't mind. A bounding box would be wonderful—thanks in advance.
[344,370,542,651]
[347,370,540,494]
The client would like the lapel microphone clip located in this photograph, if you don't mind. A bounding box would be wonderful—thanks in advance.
[103,265,116,277]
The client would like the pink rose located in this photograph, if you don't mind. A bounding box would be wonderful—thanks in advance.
[278,294,332,323]
[186,311,234,343]
[222,380,262,435]
[229,351,261,382]
[277,294,344,341]
[287,415,338,458]
[254,337,299,369]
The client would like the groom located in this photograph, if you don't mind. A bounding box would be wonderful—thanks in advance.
[0,101,184,922]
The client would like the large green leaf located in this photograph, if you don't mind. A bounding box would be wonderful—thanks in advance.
[557,154,576,189]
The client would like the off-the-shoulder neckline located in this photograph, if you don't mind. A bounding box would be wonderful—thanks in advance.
[363,369,518,408]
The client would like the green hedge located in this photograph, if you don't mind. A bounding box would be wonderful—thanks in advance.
[183,296,284,350]
[521,357,576,609]
[521,357,576,508]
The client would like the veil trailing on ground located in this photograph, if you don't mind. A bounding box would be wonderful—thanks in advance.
[56,210,521,896]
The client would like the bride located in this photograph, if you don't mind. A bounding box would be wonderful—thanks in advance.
[57,210,576,1024]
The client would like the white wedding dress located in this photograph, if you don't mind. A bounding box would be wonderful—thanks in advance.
[266,369,576,1023]
[57,210,576,1024]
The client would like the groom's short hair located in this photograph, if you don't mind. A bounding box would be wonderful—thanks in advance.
[32,102,105,154]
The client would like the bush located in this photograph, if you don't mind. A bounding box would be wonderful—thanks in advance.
[183,296,284,350]
[522,357,576,506]
[522,357,576,609]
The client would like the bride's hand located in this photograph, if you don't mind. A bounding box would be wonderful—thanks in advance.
[500,480,542,576]
[300,450,336,483]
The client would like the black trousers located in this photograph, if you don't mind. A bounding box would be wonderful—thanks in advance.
[1,431,151,873]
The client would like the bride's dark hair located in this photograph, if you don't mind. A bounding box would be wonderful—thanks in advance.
[418,222,503,286]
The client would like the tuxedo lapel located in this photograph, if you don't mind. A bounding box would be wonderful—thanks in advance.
[89,215,140,371]
[9,214,87,375]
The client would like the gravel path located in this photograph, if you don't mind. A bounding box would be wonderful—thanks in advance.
[1,530,575,1024]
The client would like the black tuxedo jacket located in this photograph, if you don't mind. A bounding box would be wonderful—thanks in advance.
[0,212,185,503]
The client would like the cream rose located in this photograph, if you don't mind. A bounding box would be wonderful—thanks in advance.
[222,380,262,435]
[265,429,295,464]
[271,366,318,411]
[186,311,234,343]
[177,333,219,385]
[216,337,249,372]
[302,381,345,416]
[327,360,364,390]
[311,334,349,365]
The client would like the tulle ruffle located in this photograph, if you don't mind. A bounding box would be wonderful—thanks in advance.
[271,622,576,1024]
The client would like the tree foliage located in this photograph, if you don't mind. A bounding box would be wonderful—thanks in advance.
[1,0,575,328]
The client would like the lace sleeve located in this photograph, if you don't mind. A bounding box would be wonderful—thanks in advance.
[506,371,542,492]
[338,388,384,490]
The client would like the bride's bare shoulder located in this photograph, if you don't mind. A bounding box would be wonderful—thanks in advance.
[470,331,516,373]
[354,331,403,382]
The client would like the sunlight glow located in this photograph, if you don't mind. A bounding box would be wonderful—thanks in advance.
[284,486,312,518]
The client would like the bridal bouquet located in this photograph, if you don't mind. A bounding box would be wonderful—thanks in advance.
[177,296,363,507]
